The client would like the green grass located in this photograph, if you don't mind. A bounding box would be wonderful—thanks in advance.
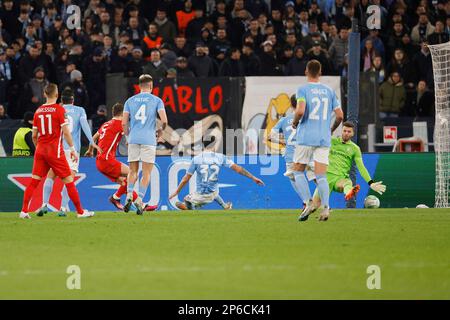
[0,209,449,300]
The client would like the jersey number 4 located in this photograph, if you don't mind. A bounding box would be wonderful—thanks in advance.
[309,97,329,121]
[135,104,147,124]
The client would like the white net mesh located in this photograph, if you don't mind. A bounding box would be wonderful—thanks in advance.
[429,41,450,208]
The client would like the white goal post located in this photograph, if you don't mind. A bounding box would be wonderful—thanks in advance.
[429,41,450,208]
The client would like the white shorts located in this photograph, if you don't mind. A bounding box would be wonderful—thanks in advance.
[294,145,330,165]
[185,190,218,207]
[285,162,316,181]
[64,150,79,172]
[128,144,156,163]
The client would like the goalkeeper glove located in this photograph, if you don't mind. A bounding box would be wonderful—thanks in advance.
[368,180,386,195]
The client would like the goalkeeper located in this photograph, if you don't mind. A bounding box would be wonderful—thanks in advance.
[311,121,386,208]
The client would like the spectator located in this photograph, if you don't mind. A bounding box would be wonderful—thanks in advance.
[143,49,168,80]
[176,0,195,36]
[82,47,107,116]
[361,39,379,72]
[243,19,264,49]
[173,36,192,58]
[379,72,406,118]
[241,42,260,76]
[109,44,129,74]
[175,56,195,78]
[186,6,207,40]
[126,46,145,77]
[409,80,435,117]
[22,66,49,112]
[0,104,9,119]
[142,23,163,61]
[258,40,283,76]
[0,47,15,104]
[361,30,385,61]
[166,68,177,79]
[60,70,89,113]
[12,111,35,156]
[399,32,419,60]
[126,16,146,46]
[278,46,294,66]
[219,48,245,77]
[387,22,407,57]
[386,48,415,90]
[427,20,449,45]
[188,42,217,77]
[368,55,386,84]
[328,27,349,75]
[91,105,108,134]
[412,41,433,86]
[210,28,231,64]
[307,41,332,75]
[160,43,177,69]
[153,7,177,44]
[18,44,50,85]
[285,46,308,76]
[411,13,435,45]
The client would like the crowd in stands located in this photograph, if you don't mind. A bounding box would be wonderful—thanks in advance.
[0,0,448,120]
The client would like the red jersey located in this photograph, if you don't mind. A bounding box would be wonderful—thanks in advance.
[32,103,68,157]
[97,118,124,161]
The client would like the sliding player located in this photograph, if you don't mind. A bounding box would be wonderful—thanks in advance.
[20,84,94,219]
[169,150,265,210]
[37,88,99,217]
[85,103,157,211]
[311,121,386,208]
[292,60,343,221]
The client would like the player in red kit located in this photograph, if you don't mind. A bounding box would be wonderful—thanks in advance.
[85,103,157,211]
[20,84,94,219]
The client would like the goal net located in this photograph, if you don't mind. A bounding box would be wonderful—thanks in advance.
[429,41,450,208]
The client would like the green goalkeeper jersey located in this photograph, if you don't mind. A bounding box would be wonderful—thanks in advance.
[327,137,372,182]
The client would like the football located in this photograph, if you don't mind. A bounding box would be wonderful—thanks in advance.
[364,195,380,209]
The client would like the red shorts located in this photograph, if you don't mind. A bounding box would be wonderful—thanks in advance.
[96,158,123,182]
[32,144,72,179]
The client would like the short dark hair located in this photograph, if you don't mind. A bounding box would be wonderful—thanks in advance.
[61,88,74,104]
[139,74,153,85]
[112,103,124,116]
[343,121,355,129]
[306,60,322,77]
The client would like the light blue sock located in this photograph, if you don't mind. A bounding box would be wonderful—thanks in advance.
[42,178,54,205]
[289,179,303,200]
[316,174,330,208]
[127,182,135,195]
[61,186,70,211]
[138,181,148,200]
[214,195,226,208]
[293,171,311,204]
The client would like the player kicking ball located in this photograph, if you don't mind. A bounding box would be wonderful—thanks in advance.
[122,74,168,215]
[292,60,344,222]
[36,88,101,217]
[310,121,386,209]
[85,103,157,212]
[169,149,264,210]
[20,84,94,219]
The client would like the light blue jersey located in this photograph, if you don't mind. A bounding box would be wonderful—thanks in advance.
[296,83,341,147]
[124,92,164,146]
[63,104,94,152]
[272,113,296,163]
[187,152,234,194]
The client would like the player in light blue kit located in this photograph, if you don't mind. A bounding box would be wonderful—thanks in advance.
[292,60,343,222]
[122,74,168,215]
[37,88,101,217]
[169,150,264,210]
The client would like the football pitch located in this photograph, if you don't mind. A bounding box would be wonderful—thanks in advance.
[0,209,449,300]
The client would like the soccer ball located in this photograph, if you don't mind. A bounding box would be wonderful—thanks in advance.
[364,195,380,209]
[416,204,429,209]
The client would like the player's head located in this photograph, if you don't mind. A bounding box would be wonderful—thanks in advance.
[138,74,153,92]
[342,121,355,142]
[44,83,58,100]
[305,59,321,79]
[61,88,74,105]
[290,94,296,109]
[112,103,124,118]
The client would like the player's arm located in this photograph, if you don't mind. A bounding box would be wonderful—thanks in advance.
[31,127,38,147]
[62,124,78,162]
[268,120,285,144]
[122,111,130,137]
[80,111,102,154]
[157,106,168,138]
[331,108,343,133]
[292,100,306,129]
[354,147,386,195]
[24,131,36,154]
[84,132,100,157]
[230,164,265,186]
[169,173,192,199]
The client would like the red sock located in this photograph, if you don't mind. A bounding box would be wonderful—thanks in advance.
[65,181,84,214]
[115,184,127,198]
[132,191,138,201]
[21,178,40,213]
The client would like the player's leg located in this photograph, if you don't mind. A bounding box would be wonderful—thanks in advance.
[21,154,49,218]
[285,162,303,201]
[292,146,313,205]
[58,170,76,217]
[214,194,232,210]
[313,147,331,221]
[337,178,360,201]
[37,169,56,216]
[136,161,154,215]
[125,144,140,212]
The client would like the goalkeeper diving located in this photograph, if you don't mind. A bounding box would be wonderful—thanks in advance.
[310,121,386,209]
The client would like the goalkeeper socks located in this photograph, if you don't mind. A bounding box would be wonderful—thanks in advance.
[42,178,54,205]
[21,178,41,213]
[289,179,303,201]
[138,182,148,200]
[343,182,353,195]
[316,174,330,208]
[61,186,70,211]
[65,181,83,214]
[214,195,226,208]
[293,171,311,203]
